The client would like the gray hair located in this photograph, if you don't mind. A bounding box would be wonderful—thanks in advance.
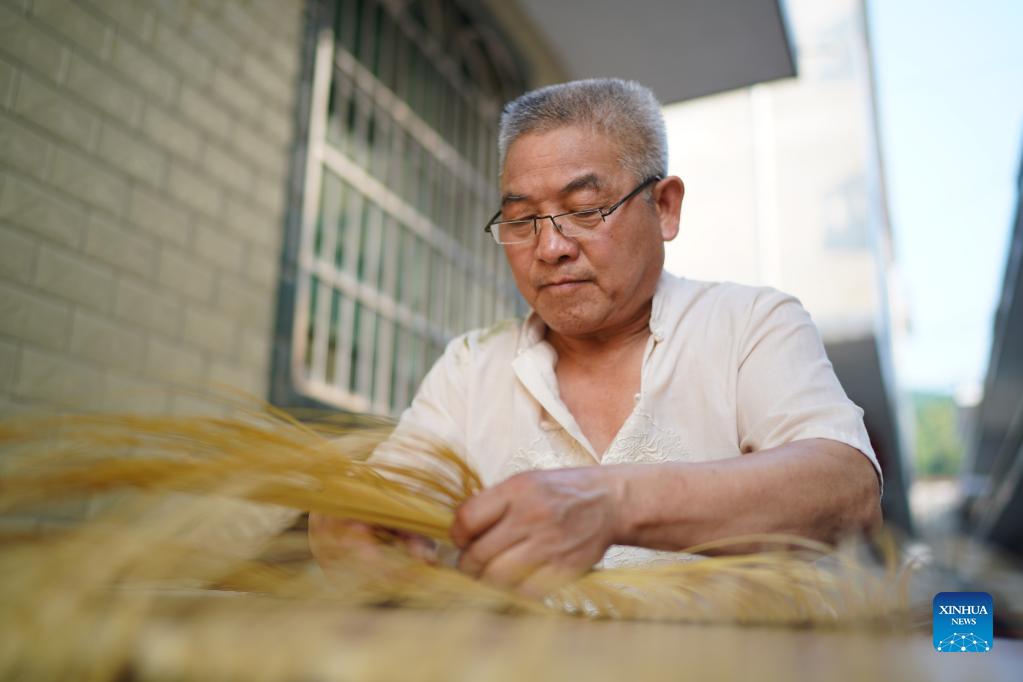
[497,78,668,182]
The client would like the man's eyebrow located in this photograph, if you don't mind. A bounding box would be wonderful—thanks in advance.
[560,173,603,195]
[500,193,528,207]
[499,173,604,207]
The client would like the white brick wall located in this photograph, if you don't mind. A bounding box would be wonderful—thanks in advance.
[0,0,303,416]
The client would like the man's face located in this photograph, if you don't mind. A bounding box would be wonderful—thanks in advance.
[499,125,682,338]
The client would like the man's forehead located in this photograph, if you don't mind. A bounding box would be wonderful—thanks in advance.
[501,124,622,183]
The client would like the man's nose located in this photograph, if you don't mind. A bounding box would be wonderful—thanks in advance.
[534,217,578,263]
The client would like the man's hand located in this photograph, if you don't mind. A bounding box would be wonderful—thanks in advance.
[450,467,624,596]
[308,513,438,572]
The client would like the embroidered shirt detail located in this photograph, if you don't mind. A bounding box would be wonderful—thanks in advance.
[603,410,691,465]
[505,430,593,478]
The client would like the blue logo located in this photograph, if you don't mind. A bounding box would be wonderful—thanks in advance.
[933,592,993,652]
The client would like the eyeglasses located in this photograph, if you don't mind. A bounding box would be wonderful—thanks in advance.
[484,175,663,245]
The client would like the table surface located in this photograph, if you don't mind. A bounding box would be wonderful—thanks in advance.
[124,599,1023,681]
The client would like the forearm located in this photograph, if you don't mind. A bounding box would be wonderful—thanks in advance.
[449,438,881,592]
[610,438,881,553]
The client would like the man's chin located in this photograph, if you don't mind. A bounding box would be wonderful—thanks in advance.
[535,305,606,338]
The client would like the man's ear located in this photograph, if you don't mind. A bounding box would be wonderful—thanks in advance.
[655,176,684,242]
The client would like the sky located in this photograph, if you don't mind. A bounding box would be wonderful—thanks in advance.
[865,0,1023,395]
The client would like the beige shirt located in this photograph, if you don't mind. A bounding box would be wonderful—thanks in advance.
[381,270,881,566]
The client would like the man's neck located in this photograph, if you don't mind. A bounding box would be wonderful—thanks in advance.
[545,300,653,369]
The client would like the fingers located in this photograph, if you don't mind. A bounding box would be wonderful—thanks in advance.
[516,563,579,598]
[470,541,583,597]
[450,488,510,549]
[456,516,530,577]
[308,515,382,567]
[472,538,535,590]
[308,513,440,569]
[459,525,592,595]
[451,470,619,593]
[395,531,440,565]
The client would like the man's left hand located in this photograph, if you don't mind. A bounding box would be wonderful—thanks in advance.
[450,467,624,596]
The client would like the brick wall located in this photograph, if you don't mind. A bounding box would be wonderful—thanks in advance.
[0,0,303,416]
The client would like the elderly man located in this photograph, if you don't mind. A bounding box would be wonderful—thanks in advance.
[310,78,882,594]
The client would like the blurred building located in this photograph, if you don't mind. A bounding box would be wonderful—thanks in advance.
[661,0,911,530]
[1,2,910,521]
[961,142,1023,556]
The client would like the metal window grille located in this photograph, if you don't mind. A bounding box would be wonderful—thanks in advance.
[286,0,526,415]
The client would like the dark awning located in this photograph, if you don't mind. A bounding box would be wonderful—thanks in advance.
[510,0,796,104]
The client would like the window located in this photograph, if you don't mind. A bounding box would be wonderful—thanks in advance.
[274,0,528,415]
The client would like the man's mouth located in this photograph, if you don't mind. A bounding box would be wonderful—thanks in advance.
[539,278,590,292]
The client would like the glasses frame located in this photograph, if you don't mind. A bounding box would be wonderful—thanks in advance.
[484,174,663,245]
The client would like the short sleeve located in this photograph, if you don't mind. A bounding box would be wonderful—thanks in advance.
[369,334,470,472]
[734,289,882,490]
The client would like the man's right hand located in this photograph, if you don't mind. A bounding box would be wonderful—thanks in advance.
[307,513,439,572]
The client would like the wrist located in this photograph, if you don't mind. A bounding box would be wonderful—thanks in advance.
[605,464,642,545]
[606,462,699,548]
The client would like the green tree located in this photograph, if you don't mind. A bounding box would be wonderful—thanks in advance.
[912,392,964,477]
